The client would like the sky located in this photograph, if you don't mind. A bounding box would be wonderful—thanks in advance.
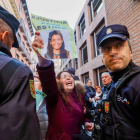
[26,0,86,30]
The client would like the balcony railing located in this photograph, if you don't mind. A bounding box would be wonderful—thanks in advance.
[18,38,25,56]
[26,34,32,47]
[19,18,32,51]
[24,49,32,64]
[23,29,32,50]
[23,31,28,41]
[17,37,33,64]
[19,19,26,33]
[29,46,32,51]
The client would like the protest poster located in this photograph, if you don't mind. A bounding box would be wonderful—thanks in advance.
[31,14,78,59]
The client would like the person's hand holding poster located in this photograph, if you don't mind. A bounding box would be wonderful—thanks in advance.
[31,14,78,59]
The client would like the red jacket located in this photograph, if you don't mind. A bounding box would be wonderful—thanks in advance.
[37,64,88,140]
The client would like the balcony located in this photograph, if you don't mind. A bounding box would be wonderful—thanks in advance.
[18,38,25,56]
[18,38,32,65]
[29,46,32,51]
[23,32,28,41]
[26,35,32,47]
[25,52,32,64]
[19,40,27,57]
[23,31,32,50]
[21,0,34,37]
[19,19,26,33]
[18,37,33,62]
[24,47,32,64]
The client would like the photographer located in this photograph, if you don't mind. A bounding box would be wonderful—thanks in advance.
[96,24,140,140]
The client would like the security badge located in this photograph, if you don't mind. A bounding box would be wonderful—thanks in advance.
[106,28,112,34]
[29,80,36,98]
[103,94,107,99]
[104,101,109,113]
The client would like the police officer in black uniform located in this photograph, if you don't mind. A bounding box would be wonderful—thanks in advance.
[96,24,140,140]
[0,6,42,140]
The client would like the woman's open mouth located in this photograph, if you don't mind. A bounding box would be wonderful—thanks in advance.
[66,82,72,85]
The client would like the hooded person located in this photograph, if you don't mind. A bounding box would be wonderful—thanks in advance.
[67,67,80,81]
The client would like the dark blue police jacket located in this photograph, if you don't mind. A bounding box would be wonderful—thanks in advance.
[102,60,140,140]
[0,41,42,140]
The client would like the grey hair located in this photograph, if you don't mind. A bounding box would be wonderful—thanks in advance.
[101,72,111,78]
[86,78,91,83]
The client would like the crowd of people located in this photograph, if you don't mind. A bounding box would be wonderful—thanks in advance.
[0,6,140,140]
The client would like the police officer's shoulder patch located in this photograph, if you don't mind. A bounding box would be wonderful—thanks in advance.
[105,101,109,113]
[29,80,36,98]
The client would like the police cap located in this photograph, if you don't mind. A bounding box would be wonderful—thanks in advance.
[0,6,20,48]
[96,24,129,48]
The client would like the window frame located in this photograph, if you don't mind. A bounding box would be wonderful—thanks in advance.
[93,25,105,57]
[74,30,77,45]
[90,0,103,19]
[80,18,86,38]
[75,58,78,70]
[82,46,88,65]
[69,60,72,68]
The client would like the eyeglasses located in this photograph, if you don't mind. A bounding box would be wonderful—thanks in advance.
[61,74,73,79]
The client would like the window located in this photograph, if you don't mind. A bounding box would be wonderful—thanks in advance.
[94,0,103,16]
[80,17,86,38]
[90,0,94,22]
[69,60,72,68]
[16,54,20,60]
[54,69,57,73]
[65,65,68,71]
[90,0,103,20]
[75,58,78,70]
[84,76,89,84]
[95,66,108,86]
[74,30,77,45]
[23,42,25,48]
[93,25,105,57]
[82,72,89,84]
[82,46,88,65]
[26,48,28,54]
[17,33,20,42]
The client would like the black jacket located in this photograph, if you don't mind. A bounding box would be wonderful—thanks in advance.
[0,41,42,140]
[85,84,96,94]
[85,84,96,109]
[102,60,140,140]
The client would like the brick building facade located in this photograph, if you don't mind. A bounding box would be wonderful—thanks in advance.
[60,0,140,87]
[0,0,36,72]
